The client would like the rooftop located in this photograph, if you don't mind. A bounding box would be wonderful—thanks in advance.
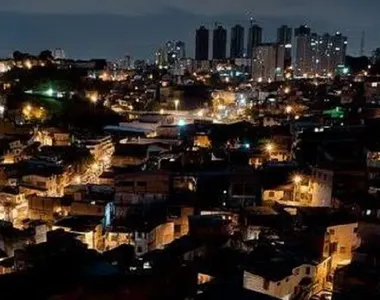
[54,215,103,232]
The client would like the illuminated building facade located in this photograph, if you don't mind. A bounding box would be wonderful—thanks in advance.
[252,43,285,82]
[294,25,347,76]
[294,25,312,77]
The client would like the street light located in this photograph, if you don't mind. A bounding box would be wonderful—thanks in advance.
[293,175,302,185]
[174,99,179,111]
[265,143,274,153]
[285,105,293,114]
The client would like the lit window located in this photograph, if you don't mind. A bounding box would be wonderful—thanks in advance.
[372,82,378,88]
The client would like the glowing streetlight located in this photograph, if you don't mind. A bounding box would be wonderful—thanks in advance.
[24,60,32,69]
[174,99,179,111]
[197,109,204,118]
[293,175,302,185]
[285,105,293,114]
[265,143,274,153]
[284,87,290,94]
[159,109,164,115]
[90,94,98,103]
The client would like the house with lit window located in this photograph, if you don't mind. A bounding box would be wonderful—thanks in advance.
[20,165,65,197]
[105,218,174,256]
[243,242,331,300]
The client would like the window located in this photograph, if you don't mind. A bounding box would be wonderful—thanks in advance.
[285,277,289,282]
[293,268,300,275]
[329,229,335,235]
[263,280,270,290]
[340,246,346,254]
[174,224,181,234]
[37,181,46,187]
[306,267,311,275]
[277,282,281,286]
[354,227,358,233]
[137,246,143,253]
[269,191,275,198]
[330,242,338,254]
[323,174,327,181]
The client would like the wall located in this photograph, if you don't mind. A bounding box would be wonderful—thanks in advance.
[148,222,174,251]
[244,262,328,299]
[262,190,285,202]
[324,223,360,270]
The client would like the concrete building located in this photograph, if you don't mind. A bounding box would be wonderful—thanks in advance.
[105,220,174,256]
[213,25,227,60]
[53,215,104,251]
[230,25,245,58]
[277,25,292,66]
[294,25,312,77]
[195,26,209,61]
[247,21,262,58]
[52,48,66,60]
[252,43,285,82]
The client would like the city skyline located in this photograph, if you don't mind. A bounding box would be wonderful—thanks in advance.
[0,6,375,59]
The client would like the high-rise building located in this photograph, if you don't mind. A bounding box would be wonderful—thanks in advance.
[294,25,312,76]
[213,25,227,60]
[277,25,292,66]
[331,32,347,68]
[175,41,186,59]
[155,47,168,69]
[252,43,285,82]
[247,21,263,58]
[294,27,347,77]
[156,40,187,69]
[166,40,186,66]
[230,25,245,58]
[195,26,209,61]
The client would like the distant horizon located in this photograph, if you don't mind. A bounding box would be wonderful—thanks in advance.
[0,7,376,60]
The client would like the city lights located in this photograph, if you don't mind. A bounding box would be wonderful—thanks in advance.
[174,99,179,111]
[285,106,293,114]
[265,143,274,153]
[90,94,98,103]
[45,88,54,97]
[293,175,303,185]
[197,109,204,117]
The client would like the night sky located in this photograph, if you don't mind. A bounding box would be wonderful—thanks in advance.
[0,0,377,60]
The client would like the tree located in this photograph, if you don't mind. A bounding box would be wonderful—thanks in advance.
[39,50,53,61]
[371,48,380,64]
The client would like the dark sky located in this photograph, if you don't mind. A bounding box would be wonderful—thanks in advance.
[0,0,377,60]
